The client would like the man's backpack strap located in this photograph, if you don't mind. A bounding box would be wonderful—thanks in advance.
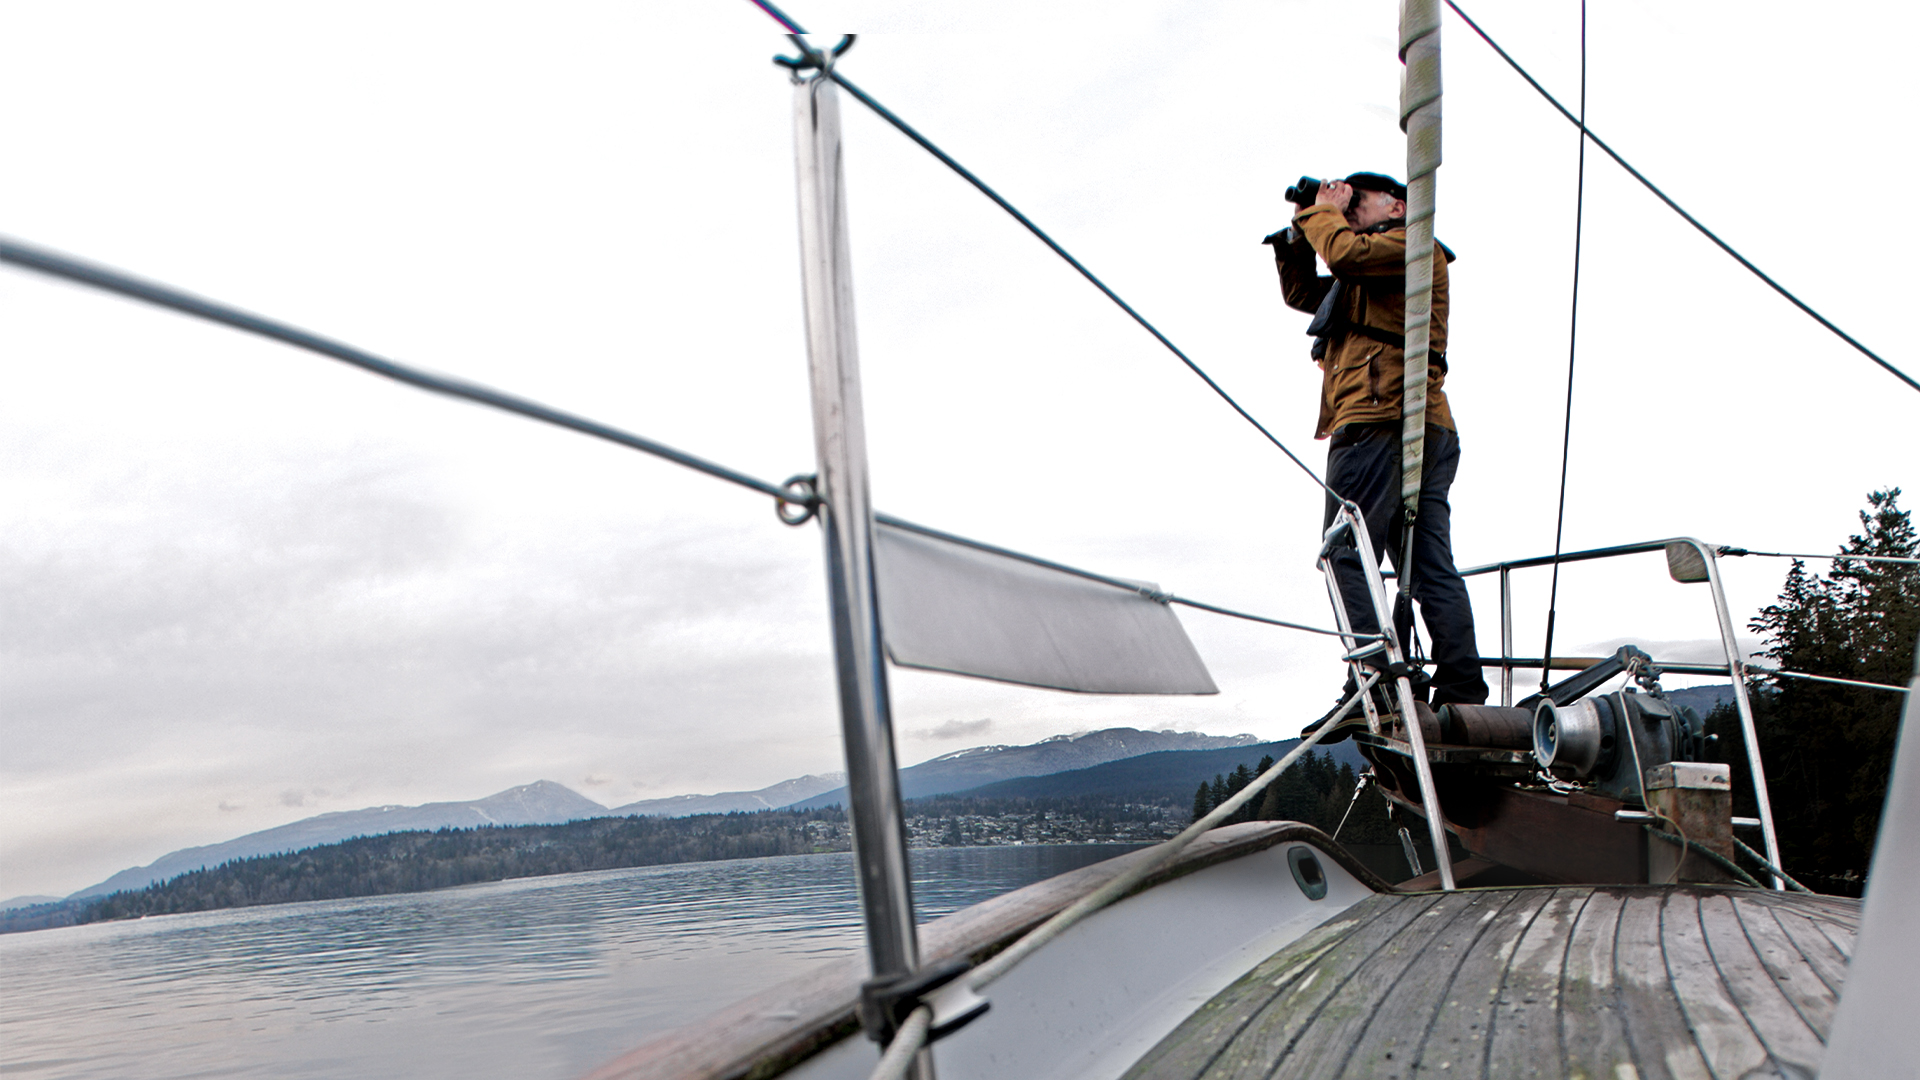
[1343,322,1448,373]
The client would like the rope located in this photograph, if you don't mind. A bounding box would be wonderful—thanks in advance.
[1733,837,1813,894]
[1397,0,1441,561]
[867,1005,931,1080]
[1539,0,1588,691]
[0,237,811,516]
[1615,663,1690,886]
[1444,1,1917,395]
[815,72,1337,499]
[1641,825,1765,889]
[964,676,1364,988]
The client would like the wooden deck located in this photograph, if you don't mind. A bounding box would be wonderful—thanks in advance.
[1124,886,1857,1080]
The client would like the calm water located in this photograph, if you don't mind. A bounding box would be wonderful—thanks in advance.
[0,845,1142,1080]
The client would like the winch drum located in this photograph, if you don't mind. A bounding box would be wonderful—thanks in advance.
[1533,697,1612,778]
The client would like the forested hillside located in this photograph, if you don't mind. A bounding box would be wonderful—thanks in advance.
[69,809,852,925]
[9,739,1402,932]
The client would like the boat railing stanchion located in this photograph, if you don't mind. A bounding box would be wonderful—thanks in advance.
[1499,564,1513,706]
[791,53,935,1072]
[1333,503,1456,890]
[1320,517,1385,735]
[1684,537,1786,889]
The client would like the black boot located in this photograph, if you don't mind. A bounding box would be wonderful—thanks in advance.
[1301,692,1370,744]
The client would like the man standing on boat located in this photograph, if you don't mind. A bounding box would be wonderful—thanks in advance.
[1266,172,1488,733]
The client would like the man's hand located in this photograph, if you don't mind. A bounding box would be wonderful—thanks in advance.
[1314,179,1352,210]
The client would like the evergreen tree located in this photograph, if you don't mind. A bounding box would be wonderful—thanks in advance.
[1223,764,1251,819]
[1712,489,1917,894]
[1191,782,1212,822]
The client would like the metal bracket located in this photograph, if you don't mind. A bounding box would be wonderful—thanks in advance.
[858,958,989,1046]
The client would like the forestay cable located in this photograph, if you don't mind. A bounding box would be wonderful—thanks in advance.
[1445,1,1918,395]
[755,20,1336,496]
[824,72,1336,496]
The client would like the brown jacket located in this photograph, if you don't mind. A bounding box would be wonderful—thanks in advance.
[1274,202,1455,439]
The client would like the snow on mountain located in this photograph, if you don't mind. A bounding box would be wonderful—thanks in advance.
[71,781,607,899]
[607,773,848,817]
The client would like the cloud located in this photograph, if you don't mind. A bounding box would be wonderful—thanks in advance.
[917,718,994,741]
[1573,637,1766,667]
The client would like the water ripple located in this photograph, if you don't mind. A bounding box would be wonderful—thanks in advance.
[1,845,1139,1080]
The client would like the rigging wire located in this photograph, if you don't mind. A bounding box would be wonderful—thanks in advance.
[876,514,1380,640]
[1539,0,1588,690]
[823,72,1337,497]
[1445,0,1918,395]
[755,18,1337,497]
[1719,548,1920,566]
[1751,666,1912,695]
[0,233,1364,643]
[747,0,805,34]
[0,237,805,507]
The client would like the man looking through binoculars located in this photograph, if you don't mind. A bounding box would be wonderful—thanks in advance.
[1265,172,1488,735]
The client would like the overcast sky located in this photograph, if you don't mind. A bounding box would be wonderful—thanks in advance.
[3,0,1912,899]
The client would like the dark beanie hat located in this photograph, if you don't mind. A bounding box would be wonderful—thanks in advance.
[1344,171,1408,201]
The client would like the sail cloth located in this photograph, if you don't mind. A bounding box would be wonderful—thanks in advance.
[871,518,1218,695]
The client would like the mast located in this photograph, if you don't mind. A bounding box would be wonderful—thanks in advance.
[1396,0,1457,892]
[1398,0,1439,526]
[792,72,925,1000]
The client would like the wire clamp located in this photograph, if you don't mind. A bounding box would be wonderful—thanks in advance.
[773,33,855,79]
[775,473,820,526]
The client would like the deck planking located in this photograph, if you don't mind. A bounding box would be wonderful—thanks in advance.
[1559,891,1636,1080]
[1124,887,1857,1080]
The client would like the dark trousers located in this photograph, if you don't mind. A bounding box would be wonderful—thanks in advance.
[1322,422,1488,706]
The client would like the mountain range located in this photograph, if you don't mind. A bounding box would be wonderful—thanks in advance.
[60,726,1260,900]
[950,738,1368,804]
[789,728,1261,809]
[70,781,608,899]
[52,692,1743,905]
